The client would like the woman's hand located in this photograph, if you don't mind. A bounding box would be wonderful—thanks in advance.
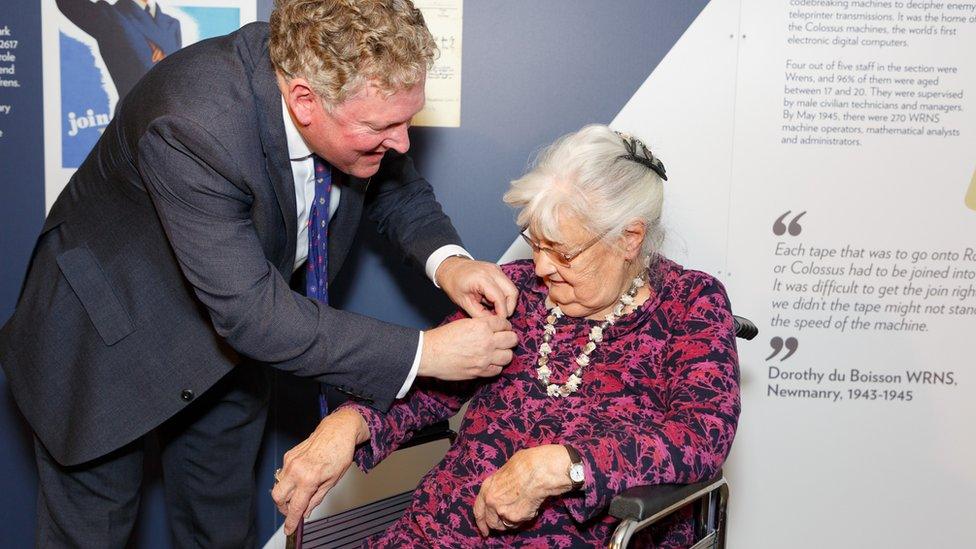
[271,407,370,535]
[473,445,575,536]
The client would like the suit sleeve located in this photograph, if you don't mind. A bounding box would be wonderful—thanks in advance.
[56,0,109,38]
[338,309,489,470]
[137,114,414,411]
[337,262,534,469]
[171,17,182,50]
[562,276,741,522]
[363,152,464,268]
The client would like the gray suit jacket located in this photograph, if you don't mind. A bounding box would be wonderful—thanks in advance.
[0,23,462,466]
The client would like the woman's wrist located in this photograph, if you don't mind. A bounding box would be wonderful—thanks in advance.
[539,444,575,495]
[330,407,371,445]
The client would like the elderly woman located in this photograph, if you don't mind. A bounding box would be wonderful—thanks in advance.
[275,124,740,547]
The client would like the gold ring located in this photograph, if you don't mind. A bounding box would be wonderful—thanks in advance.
[274,468,283,482]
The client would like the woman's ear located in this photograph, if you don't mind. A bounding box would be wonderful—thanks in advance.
[621,220,646,261]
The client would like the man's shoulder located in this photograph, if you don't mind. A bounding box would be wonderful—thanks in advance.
[234,21,272,53]
[123,22,272,135]
[154,22,269,74]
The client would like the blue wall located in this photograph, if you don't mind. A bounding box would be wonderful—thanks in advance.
[0,1,706,545]
[1,1,46,547]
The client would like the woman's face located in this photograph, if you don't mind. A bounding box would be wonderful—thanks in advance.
[529,216,643,319]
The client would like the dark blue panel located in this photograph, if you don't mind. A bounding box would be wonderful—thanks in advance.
[0,9,45,318]
[1,1,708,545]
[333,0,708,327]
[0,0,45,545]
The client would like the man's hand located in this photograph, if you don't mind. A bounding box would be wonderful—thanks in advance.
[271,408,370,535]
[473,445,574,536]
[435,257,518,318]
[419,315,517,380]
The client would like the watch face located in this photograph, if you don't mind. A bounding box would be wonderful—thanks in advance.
[569,463,585,483]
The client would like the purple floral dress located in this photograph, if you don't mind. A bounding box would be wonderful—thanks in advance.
[343,259,740,548]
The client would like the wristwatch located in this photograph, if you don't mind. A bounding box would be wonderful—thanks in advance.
[563,444,585,491]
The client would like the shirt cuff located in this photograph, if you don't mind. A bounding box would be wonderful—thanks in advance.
[425,245,473,288]
[396,331,423,399]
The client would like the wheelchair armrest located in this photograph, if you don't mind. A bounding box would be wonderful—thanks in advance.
[732,315,758,340]
[290,421,456,548]
[608,475,725,522]
[398,420,456,450]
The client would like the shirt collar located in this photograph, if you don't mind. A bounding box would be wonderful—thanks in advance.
[281,96,313,161]
[134,0,157,17]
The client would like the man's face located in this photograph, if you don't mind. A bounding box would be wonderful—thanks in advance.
[291,78,426,178]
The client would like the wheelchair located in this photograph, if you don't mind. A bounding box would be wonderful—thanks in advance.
[288,316,757,549]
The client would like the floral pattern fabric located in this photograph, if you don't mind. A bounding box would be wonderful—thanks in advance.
[342,259,741,548]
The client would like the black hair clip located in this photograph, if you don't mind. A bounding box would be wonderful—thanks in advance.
[614,130,668,181]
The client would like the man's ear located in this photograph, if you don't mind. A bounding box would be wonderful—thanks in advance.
[622,220,647,261]
[284,77,318,127]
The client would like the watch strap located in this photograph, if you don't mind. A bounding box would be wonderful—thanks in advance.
[563,444,584,490]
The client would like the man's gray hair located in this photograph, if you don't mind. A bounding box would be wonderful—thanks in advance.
[503,124,666,266]
[270,0,436,107]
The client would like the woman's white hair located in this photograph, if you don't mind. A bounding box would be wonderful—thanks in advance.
[503,124,665,266]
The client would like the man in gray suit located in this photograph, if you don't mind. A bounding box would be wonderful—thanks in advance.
[0,0,517,546]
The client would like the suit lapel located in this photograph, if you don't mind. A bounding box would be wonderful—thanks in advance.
[327,173,366,281]
[251,49,298,274]
[153,9,182,51]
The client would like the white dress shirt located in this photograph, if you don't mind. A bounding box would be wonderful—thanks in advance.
[281,99,470,398]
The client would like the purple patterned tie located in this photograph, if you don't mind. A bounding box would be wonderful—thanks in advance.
[306,155,332,417]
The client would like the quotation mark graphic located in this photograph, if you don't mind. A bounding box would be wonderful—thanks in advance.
[773,210,806,236]
[765,336,799,361]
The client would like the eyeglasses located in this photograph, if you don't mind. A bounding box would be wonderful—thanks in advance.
[520,228,608,267]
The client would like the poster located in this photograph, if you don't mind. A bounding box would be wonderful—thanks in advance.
[42,0,256,210]
[413,0,462,128]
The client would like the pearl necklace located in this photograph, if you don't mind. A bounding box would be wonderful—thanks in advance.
[536,275,646,397]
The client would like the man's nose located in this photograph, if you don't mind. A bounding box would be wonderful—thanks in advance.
[385,124,410,154]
